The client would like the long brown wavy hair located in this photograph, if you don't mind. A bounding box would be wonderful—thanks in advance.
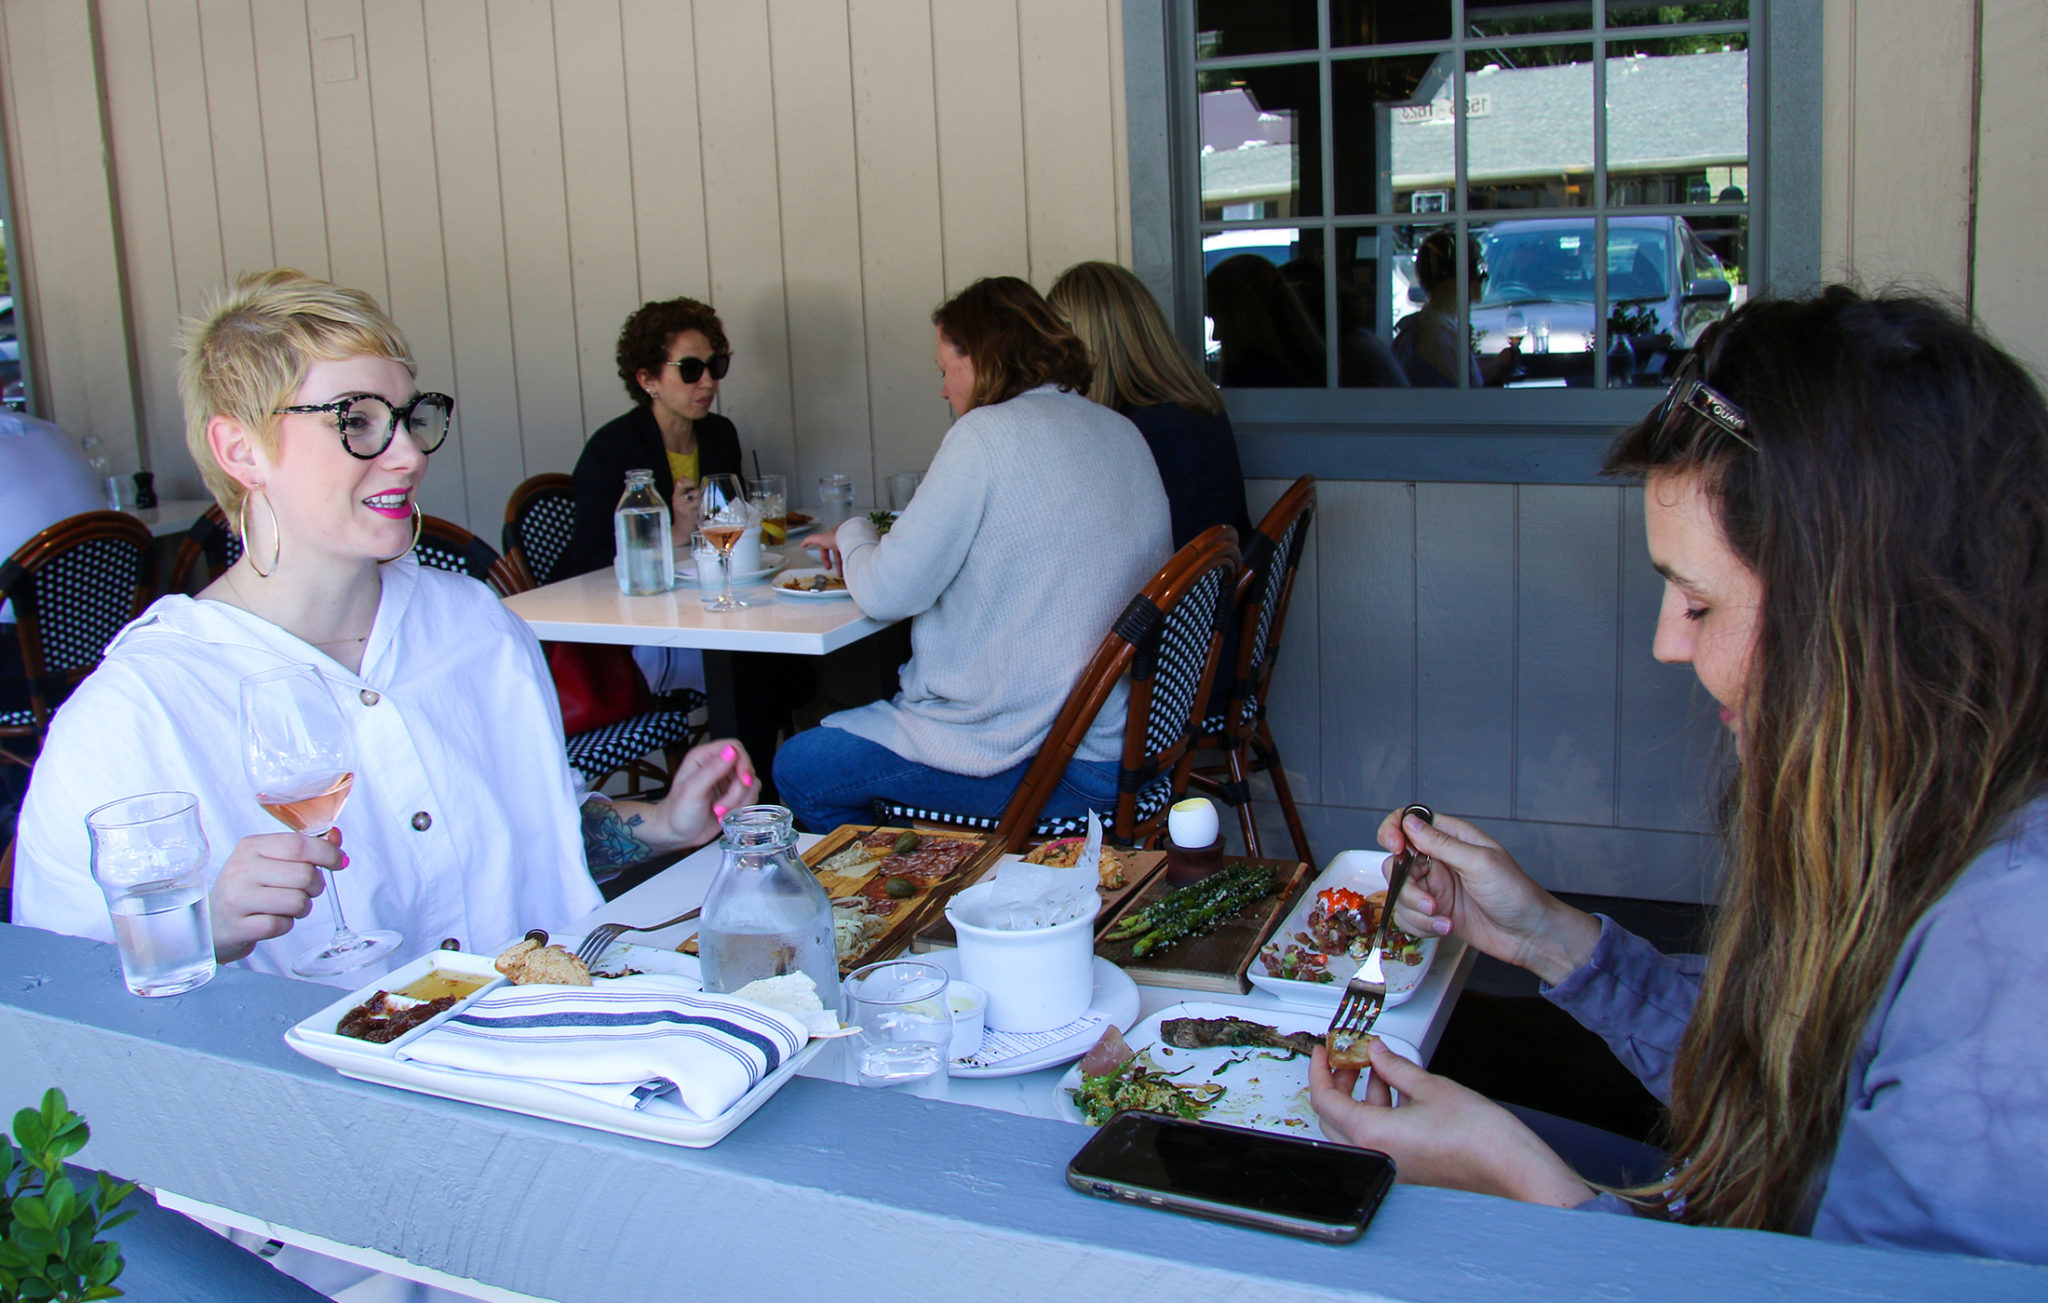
[1602,286,2048,1229]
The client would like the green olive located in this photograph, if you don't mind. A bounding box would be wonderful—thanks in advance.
[891,830,921,855]
[883,876,916,899]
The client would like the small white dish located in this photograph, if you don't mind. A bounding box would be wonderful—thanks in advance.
[774,568,854,600]
[674,550,785,587]
[947,980,988,1060]
[1244,848,1438,1010]
[923,948,1139,1078]
[1052,1000,1421,1137]
[288,950,505,1059]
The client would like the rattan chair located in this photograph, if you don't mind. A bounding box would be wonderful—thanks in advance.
[167,504,243,592]
[501,473,579,590]
[1187,476,1317,867]
[1,510,158,762]
[433,510,701,790]
[873,526,1243,852]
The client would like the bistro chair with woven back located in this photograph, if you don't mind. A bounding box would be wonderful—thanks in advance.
[167,504,243,591]
[1,510,158,766]
[1186,475,1317,868]
[874,525,1243,852]
[489,482,706,794]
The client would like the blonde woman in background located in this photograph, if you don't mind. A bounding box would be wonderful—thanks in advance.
[1048,260,1251,550]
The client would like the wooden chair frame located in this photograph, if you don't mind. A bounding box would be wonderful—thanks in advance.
[1188,475,1317,867]
[166,503,239,592]
[500,472,578,592]
[990,525,1242,852]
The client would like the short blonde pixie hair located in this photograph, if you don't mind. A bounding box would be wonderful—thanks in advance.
[179,268,415,518]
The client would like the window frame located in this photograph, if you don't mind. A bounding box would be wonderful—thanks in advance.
[1122,0,1823,484]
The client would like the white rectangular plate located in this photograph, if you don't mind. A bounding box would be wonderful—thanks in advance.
[1052,1000,1417,1139]
[284,946,819,1148]
[1244,849,1437,1010]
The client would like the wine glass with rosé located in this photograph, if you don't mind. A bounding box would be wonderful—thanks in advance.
[697,473,754,612]
[239,663,401,977]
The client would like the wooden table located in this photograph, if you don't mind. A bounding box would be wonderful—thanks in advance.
[570,838,1476,1119]
[502,568,898,737]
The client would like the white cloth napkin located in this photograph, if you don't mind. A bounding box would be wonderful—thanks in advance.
[397,975,808,1119]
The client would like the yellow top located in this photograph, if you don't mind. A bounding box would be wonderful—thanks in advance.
[666,449,699,493]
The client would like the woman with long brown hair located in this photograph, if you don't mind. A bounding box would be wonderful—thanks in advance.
[1047,260,1250,550]
[776,276,1172,832]
[1310,287,2048,1263]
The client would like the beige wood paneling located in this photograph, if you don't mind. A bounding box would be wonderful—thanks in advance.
[620,0,710,306]
[249,2,331,279]
[150,2,229,310]
[307,0,389,304]
[694,1,795,475]
[1973,0,2048,381]
[930,0,1028,293]
[1018,0,1121,285]
[423,0,523,527]
[363,0,463,522]
[848,0,950,497]
[196,0,273,276]
[768,0,870,490]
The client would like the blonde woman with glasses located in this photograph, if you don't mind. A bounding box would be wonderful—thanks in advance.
[1048,260,1251,550]
[16,270,753,990]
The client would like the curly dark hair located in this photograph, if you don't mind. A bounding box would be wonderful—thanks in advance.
[615,296,730,406]
[931,277,1091,412]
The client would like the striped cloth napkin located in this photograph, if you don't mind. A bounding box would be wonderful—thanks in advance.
[398,976,808,1119]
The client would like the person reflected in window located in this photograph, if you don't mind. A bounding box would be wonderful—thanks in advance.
[1392,231,1522,388]
[1279,257,1408,389]
[1204,254,1326,388]
[1047,260,1251,551]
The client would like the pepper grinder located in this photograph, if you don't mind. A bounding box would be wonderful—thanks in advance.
[132,471,157,509]
[1164,797,1227,886]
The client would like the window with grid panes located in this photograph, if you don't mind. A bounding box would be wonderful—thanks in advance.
[1189,1,1755,397]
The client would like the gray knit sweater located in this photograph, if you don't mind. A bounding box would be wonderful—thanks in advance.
[826,385,1173,776]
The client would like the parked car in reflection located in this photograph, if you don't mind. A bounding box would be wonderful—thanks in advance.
[1470,216,1734,387]
[0,295,21,410]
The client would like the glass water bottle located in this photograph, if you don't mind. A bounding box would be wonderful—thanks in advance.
[697,805,841,1009]
[612,468,673,595]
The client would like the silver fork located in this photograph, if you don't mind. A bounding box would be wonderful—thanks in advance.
[1326,804,1434,1056]
[573,905,706,967]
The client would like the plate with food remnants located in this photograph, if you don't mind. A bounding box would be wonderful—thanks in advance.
[1053,1001,1418,1139]
[774,568,852,598]
[1246,849,1438,1010]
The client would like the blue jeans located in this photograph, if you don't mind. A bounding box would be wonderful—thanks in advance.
[772,725,1121,835]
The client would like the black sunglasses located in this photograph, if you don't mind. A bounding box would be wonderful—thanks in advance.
[272,391,455,460]
[1651,353,1752,452]
[668,354,732,384]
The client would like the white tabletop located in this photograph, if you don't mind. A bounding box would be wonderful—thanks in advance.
[127,497,213,537]
[570,838,1474,1123]
[503,568,895,655]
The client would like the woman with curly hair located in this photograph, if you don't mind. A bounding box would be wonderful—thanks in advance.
[563,295,743,578]
[1309,287,2048,1264]
[775,276,1172,832]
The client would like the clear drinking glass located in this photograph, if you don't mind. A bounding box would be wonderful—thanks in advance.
[817,473,855,530]
[86,791,216,997]
[239,663,401,977]
[749,474,788,545]
[697,473,753,612]
[844,959,951,1086]
[887,471,922,513]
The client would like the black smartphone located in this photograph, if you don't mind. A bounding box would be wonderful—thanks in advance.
[1066,1110,1396,1243]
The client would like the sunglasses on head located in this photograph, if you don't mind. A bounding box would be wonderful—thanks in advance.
[668,353,732,384]
[1651,352,1753,453]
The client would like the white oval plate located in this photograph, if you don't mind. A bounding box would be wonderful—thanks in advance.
[923,948,1140,1078]
[773,568,854,599]
[674,551,785,587]
[1052,1000,1420,1137]
[1244,849,1437,1010]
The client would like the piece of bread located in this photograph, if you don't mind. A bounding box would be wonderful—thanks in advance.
[1326,1029,1373,1071]
[493,938,592,986]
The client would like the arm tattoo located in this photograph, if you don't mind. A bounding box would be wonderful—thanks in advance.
[581,795,654,871]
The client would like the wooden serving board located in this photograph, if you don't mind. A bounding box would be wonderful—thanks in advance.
[909,847,1169,952]
[1091,858,1313,994]
[801,825,1005,973]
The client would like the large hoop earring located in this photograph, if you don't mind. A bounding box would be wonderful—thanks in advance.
[378,501,423,564]
[237,488,281,578]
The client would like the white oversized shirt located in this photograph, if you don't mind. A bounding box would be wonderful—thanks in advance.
[14,559,602,986]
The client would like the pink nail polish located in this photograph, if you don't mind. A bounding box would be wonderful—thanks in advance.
[721,745,736,762]
[339,853,350,869]
[713,805,727,819]
[742,773,755,787]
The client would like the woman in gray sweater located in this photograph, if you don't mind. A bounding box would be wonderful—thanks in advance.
[775,277,1172,832]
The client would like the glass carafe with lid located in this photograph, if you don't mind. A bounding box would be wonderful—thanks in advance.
[697,805,840,1009]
